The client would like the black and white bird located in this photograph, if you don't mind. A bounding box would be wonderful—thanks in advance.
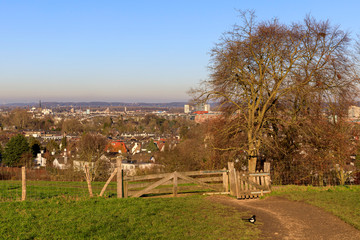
[243,215,256,224]
[248,215,256,224]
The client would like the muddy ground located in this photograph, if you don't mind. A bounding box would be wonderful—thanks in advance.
[207,195,360,240]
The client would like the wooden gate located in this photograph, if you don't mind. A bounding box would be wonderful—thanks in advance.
[124,170,228,198]
[98,162,271,199]
[228,162,271,199]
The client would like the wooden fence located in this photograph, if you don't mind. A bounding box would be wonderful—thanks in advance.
[123,169,229,198]
[11,160,271,200]
[228,162,271,199]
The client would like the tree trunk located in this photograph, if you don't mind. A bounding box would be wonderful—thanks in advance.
[338,166,345,185]
[247,138,260,173]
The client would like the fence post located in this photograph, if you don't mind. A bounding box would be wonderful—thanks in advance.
[264,162,271,189]
[173,172,178,197]
[222,168,229,192]
[84,165,94,197]
[117,156,123,198]
[21,166,26,201]
[228,162,236,196]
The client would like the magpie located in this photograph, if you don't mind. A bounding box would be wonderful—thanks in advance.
[243,215,256,224]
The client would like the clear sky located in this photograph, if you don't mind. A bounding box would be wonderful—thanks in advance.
[1,0,360,104]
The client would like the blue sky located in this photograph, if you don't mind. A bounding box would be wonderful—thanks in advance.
[1,0,360,103]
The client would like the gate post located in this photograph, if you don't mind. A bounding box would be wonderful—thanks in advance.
[222,168,229,192]
[264,162,271,188]
[228,162,236,196]
[117,156,123,198]
[21,166,26,201]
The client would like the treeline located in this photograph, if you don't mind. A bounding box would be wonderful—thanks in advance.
[0,109,188,136]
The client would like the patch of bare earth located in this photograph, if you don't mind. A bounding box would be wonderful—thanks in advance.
[207,195,360,240]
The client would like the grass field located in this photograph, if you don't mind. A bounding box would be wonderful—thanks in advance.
[0,195,259,240]
[2,179,359,239]
[269,185,360,230]
[0,180,216,201]
[0,180,116,201]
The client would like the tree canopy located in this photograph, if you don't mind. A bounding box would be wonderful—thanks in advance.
[196,11,359,172]
[3,134,30,167]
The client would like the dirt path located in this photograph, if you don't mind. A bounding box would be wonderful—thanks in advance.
[207,195,360,240]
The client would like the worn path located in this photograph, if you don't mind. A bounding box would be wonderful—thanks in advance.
[207,195,360,240]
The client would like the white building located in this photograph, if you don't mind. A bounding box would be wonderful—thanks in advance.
[348,105,360,119]
[184,104,190,114]
[34,152,46,167]
[42,109,53,115]
[204,104,211,112]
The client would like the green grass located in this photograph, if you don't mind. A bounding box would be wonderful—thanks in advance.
[269,185,360,229]
[0,196,259,240]
[0,180,218,201]
[0,180,106,201]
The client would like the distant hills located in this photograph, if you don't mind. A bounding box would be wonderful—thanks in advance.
[1,101,188,108]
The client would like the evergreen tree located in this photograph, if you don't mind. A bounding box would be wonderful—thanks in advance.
[28,136,41,158]
[3,134,30,167]
[146,139,158,153]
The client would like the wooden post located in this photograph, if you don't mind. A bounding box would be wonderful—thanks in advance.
[173,172,178,197]
[222,168,229,192]
[84,165,94,197]
[117,157,123,198]
[235,170,240,199]
[21,166,26,201]
[228,162,236,196]
[239,174,244,199]
[264,162,271,189]
[100,168,118,197]
[244,174,249,198]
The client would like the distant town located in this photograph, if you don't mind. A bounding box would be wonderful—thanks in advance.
[0,101,221,176]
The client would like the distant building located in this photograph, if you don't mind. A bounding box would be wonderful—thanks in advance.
[34,152,46,167]
[194,112,221,123]
[204,104,210,112]
[42,109,52,115]
[348,105,360,119]
[23,130,45,138]
[184,103,211,114]
[106,140,128,153]
[184,104,190,114]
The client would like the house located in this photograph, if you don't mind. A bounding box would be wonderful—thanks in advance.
[121,159,162,176]
[154,137,180,152]
[73,160,95,171]
[194,112,221,123]
[23,130,45,138]
[53,157,69,170]
[130,142,141,155]
[106,140,128,153]
[34,152,46,168]
[154,139,166,152]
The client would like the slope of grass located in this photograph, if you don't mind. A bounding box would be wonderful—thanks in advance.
[0,195,259,239]
[269,185,360,229]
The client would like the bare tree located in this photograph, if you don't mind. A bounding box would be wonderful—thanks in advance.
[195,11,358,172]
[77,133,108,181]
